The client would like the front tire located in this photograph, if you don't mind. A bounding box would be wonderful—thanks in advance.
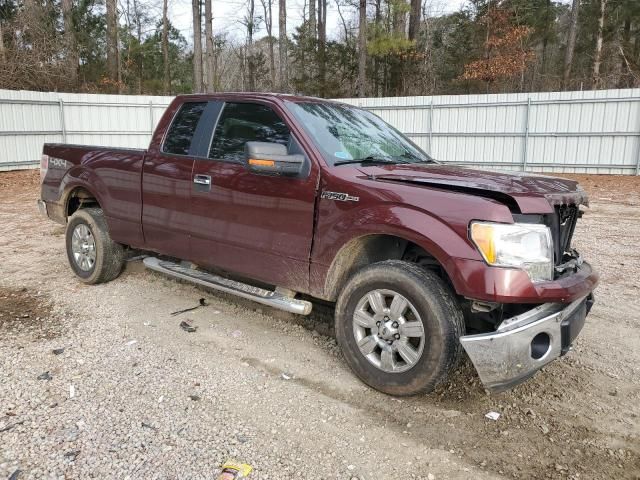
[335,260,464,396]
[65,208,125,284]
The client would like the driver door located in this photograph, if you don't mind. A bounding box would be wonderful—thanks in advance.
[189,101,318,292]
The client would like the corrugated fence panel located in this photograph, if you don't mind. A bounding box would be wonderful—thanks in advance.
[1,88,639,174]
[341,88,640,175]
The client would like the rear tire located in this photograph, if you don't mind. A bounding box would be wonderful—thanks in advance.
[65,208,125,284]
[335,260,464,396]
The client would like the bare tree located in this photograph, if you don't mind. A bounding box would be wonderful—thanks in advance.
[408,0,421,41]
[261,0,276,89]
[106,0,119,87]
[278,0,288,91]
[309,0,317,37]
[592,0,607,88]
[61,0,77,86]
[562,0,579,90]
[245,0,257,91]
[192,0,203,92]
[162,0,170,93]
[0,22,5,64]
[357,0,366,97]
[318,0,327,95]
[204,0,215,92]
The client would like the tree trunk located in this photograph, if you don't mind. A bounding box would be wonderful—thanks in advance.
[261,0,276,89]
[592,0,606,89]
[408,0,421,41]
[106,0,119,86]
[0,22,5,64]
[617,15,631,87]
[357,0,367,97]
[205,0,215,92]
[278,0,288,91]
[309,0,316,38]
[133,0,143,94]
[162,0,170,93]
[561,0,579,90]
[192,0,203,92]
[246,0,256,91]
[61,0,77,87]
[318,0,326,96]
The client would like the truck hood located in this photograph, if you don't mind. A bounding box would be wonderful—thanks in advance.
[356,164,588,214]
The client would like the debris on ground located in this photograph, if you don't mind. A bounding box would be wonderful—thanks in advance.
[281,372,293,380]
[63,450,80,461]
[37,371,52,381]
[125,339,138,346]
[69,384,75,398]
[0,420,25,433]
[171,298,208,316]
[179,320,198,333]
[217,460,253,479]
[485,411,501,421]
[8,469,22,480]
[189,394,201,401]
[52,347,65,355]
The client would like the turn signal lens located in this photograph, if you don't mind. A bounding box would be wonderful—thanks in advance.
[470,223,496,263]
[40,154,49,183]
[248,158,275,167]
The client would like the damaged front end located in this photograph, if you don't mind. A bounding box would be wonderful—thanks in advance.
[459,293,594,392]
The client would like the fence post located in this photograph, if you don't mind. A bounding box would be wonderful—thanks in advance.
[58,99,67,143]
[428,100,434,155]
[149,101,154,134]
[522,97,531,171]
[636,102,640,175]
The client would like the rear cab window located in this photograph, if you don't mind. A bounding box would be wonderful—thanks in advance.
[162,102,207,155]
[209,102,291,163]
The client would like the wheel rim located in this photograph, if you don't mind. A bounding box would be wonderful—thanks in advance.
[71,223,96,272]
[352,289,426,373]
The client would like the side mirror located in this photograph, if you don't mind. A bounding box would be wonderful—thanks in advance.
[244,141,304,176]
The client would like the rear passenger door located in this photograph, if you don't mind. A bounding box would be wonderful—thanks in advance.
[189,101,319,292]
[142,101,208,259]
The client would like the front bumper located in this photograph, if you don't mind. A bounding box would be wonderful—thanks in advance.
[459,294,593,392]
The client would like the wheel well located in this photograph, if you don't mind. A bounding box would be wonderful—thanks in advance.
[66,187,100,218]
[323,234,452,301]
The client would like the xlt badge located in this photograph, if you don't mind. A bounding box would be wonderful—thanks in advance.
[321,191,359,202]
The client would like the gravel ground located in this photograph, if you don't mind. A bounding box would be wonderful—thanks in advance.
[0,170,639,480]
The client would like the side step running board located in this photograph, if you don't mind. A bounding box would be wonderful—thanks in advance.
[143,257,313,316]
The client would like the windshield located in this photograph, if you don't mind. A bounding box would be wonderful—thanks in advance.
[285,101,435,166]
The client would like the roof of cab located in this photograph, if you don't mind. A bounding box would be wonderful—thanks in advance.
[173,92,346,105]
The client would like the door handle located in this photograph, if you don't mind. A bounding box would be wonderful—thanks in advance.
[193,174,211,186]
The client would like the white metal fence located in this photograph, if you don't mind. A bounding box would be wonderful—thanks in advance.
[2,88,640,174]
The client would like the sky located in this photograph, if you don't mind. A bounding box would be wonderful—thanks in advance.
[166,0,469,45]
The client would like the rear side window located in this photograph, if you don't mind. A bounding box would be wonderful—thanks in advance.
[209,102,290,162]
[162,102,207,155]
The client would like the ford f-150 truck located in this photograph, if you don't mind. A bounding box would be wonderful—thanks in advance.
[38,93,598,395]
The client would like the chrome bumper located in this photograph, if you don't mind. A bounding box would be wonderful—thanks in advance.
[460,295,590,392]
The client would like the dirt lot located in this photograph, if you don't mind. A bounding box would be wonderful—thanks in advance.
[0,170,638,480]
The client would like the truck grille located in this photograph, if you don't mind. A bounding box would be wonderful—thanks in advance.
[552,204,579,264]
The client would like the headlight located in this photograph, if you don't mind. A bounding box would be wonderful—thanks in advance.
[470,221,553,282]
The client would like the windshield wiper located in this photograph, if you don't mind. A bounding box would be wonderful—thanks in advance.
[334,155,409,166]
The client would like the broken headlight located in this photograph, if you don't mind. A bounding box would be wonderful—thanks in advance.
[470,221,554,282]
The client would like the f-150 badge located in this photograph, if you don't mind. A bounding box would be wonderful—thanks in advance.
[321,191,359,202]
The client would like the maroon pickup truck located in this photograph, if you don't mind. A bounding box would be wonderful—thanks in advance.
[38,93,598,395]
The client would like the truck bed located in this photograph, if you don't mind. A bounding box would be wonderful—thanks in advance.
[41,143,147,247]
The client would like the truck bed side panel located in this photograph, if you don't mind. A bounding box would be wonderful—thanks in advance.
[42,144,146,248]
